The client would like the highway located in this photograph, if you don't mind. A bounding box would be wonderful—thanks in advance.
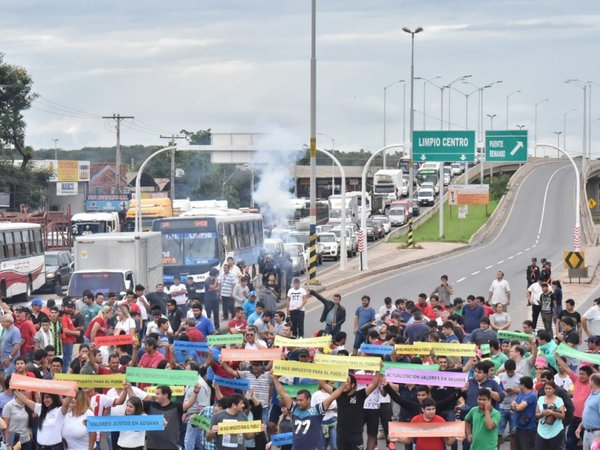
[306,161,578,336]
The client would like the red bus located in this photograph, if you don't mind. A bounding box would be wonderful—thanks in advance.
[0,222,45,300]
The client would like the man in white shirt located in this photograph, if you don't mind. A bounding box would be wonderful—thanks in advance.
[488,271,511,306]
[168,276,188,311]
[286,278,307,338]
[582,298,600,338]
[527,278,544,330]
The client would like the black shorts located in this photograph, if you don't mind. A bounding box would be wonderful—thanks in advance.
[337,432,364,450]
[364,409,379,436]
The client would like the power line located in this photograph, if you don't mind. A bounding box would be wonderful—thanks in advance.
[102,114,134,193]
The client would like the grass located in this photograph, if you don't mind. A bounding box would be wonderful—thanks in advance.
[392,199,499,244]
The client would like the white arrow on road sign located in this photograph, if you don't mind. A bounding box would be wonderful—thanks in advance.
[460,154,466,161]
[420,154,427,161]
[510,141,523,156]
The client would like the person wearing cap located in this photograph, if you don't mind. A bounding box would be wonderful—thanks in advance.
[583,298,600,339]
[29,298,48,331]
[13,306,36,357]
[138,337,165,369]
[243,291,258,319]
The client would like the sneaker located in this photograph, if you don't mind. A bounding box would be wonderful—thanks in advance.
[377,432,386,440]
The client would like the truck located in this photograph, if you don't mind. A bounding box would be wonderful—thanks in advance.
[123,198,173,232]
[67,232,163,298]
[71,212,120,236]
[328,194,358,224]
[373,169,404,208]
[345,192,385,218]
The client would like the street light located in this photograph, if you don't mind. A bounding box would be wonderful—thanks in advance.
[553,132,563,154]
[506,90,522,129]
[487,114,497,130]
[563,108,577,154]
[222,164,250,198]
[534,98,549,157]
[52,139,59,160]
[415,76,443,129]
[565,79,589,175]
[403,26,423,214]
[516,124,526,130]
[318,133,336,195]
[446,75,472,130]
[415,76,440,129]
[383,80,405,168]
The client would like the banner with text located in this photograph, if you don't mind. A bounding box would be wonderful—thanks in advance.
[359,344,394,355]
[87,415,164,432]
[274,335,332,349]
[95,334,134,347]
[314,354,381,371]
[272,360,348,382]
[190,414,211,431]
[11,374,77,397]
[389,421,465,438]
[213,376,250,391]
[126,367,197,386]
[173,341,210,353]
[145,386,185,396]
[218,420,262,435]
[207,334,244,346]
[385,369,468,388]
[55,373,125,388]
[221,348,282,362]
[395,343,476,357]
[497,330,533,341]
[556,342,600,366]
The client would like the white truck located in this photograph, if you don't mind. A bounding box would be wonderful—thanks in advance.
[328,194,358,224]
[67,232,163,297]
[71,212,120,236]
[373,169,404,208]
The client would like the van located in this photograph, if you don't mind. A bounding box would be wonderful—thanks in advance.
[418,188,435,206]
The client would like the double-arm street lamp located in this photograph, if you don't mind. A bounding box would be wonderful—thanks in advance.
[383,80,405,168]
[506,90,522,129]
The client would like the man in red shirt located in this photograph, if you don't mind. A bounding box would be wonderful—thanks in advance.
[138,337,165,368]
[183,318,204,342]
[394,397,457,450]
[13,357,36,378]
[228,307,248,334]
[416,294,436,320]
[13,306,36,357]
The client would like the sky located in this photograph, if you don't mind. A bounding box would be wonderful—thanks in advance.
[2,0,600,158]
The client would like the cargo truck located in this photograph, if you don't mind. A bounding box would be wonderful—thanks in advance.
[373,169,404,208]
[67,232,163,297]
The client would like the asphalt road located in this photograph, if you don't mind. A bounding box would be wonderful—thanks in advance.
[306,161,578,336]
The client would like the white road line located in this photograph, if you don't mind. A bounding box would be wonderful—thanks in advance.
[456,277,466,283]
[532,244,537,248]
[525,247,530,251]
[508,256,514,260]
[485,265,493,269]
[537,166,568,237]
[471,271,480,275]
[517,251,523,255]
[498,260,504,264]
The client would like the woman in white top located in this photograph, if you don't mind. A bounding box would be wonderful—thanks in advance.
[13,390,65,450]
[60,391,96,450]
[114,305,136,336]
[117,397,145,450]
[489,303,512,331]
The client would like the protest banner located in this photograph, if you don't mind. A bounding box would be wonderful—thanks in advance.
[273,335,332,349]
[271,433,293,446]
[314,354,381,371]
[389,421,465,438]
[145,386,185,396]
[55,373,125,388]
[272,360,348,382]
[218,420,262,435]
[87,415,164,432]
[220,348,282,362]
[382,362,439,372]
[353,374,376,385]
[213,376,251,391]
[497,330,533,341]
[10,374,77,397]
[94,334,133,346]
[173,341,209,353]
[480,344,491,355]
[395,343,476,357]
[385,369,468,388]
[556,342,600,366]
[125,367,197,386]
[282,383,319,397]
[190,414,211,431]
[359,344,394,355]
[207,334,244,346]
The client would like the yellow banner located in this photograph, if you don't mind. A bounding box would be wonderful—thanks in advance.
[395,342,476,357]
[145,386,185,396]
[273,335,332,349]
[272,360,348,382]
[314,354,381,371]
[55,373,126,388]
[218,419,262,435]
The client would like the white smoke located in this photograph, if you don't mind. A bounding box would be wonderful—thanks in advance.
[252,129,304,228]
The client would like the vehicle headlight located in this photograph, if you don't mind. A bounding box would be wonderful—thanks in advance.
[46,273,55,278]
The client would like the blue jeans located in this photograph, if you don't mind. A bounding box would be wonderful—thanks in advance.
[498,408,517,436]
[322,417,337,450]
[62,343,73,372]
[566,417,582,450]
[184,421,202,450]
[325,323,341,338]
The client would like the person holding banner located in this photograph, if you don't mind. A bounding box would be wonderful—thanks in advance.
[116,397,147,450]
[13,390,65,450]
[206,394,264,450]
[60,391,96,450]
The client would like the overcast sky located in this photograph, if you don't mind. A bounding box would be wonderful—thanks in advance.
[2,0,599,157]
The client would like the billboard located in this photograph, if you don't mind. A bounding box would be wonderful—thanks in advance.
[448,185,489,205]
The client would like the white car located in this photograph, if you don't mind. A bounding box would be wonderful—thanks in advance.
[420,181,439,195]
[331,226,358,257]
[284,243,307,275]
[317,232,341,260]
[371,215,392,234]
[400,179,409,197]
[418,188,435,206]
[451,162,463,175]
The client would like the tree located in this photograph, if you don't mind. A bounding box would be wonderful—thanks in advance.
[0,54,38,168]
[179,128,211,145]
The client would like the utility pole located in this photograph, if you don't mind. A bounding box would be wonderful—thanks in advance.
[103,114,134,193]
[160,134,186,201]
[52,139,59,160]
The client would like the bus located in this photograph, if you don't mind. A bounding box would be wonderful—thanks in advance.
[398,155,421,173]
[152,209,263,291]
[0,222,45,299]
[124,198,173,232]
[416,168,440,186]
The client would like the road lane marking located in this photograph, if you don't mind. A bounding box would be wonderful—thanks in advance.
[485,265,493,269]
[517,251,523,255]
[525,247,530,251]
[456,277,466,283]
[508,256,514,260]
[537,166,568,237]
[471,271,480,275]
[497,260,504,264]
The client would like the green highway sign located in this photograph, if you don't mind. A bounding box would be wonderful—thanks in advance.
[485,130,528,162]
[412,130,476,162]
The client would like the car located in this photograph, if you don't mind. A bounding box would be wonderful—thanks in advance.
[41,250,74,293]
[400,179,409,197]
[365,220,385,241]
[331,226,358,257]
[420,181,439,195]
[451,162,463,176]
[418,188,435,206]
[317,232,341,261]
[288,231,322,265]
[284,243,307,275]
[371,215,391,234]
[443,172,451,186]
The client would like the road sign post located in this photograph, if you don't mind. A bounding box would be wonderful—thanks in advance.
[485,130,528,162]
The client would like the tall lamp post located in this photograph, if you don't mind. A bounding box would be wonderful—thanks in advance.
[563,108,578,155]
[52,139,59,160]
[565,79,589,175]
[415,76,443,129]
[318,133,336,195]
[383,80,405,168]
[451,86,479,184]
[487,114,497,130]
[554,131,563,148]
[402,26,423,215]
[446,74,472,130]
[516,124,526,130]
[417,76,440,129]
[534,98,550,156]
[506,90,522,129]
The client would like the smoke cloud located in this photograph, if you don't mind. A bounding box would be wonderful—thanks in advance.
[252,129,303,227]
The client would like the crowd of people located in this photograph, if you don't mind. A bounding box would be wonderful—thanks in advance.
[0,255,600,450]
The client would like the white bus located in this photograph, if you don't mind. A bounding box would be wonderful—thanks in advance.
[0,222,45,300]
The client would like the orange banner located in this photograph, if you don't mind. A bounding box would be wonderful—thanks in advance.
[57,160,79,182]
[221,348,282,362]
[95,334,134,346]
[389,421,465,438]
[11,374,77,397]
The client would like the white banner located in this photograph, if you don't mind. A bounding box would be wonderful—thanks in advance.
[57,182,78,196]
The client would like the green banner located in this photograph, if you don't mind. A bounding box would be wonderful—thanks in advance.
[382,362,440,372]
[190,414,211,431]
[207,334,244,345]
[126,367,198,386]
[282,383,319,397]
[556,343,600,366]
[480,344,491,355]
[497,330,533,341]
